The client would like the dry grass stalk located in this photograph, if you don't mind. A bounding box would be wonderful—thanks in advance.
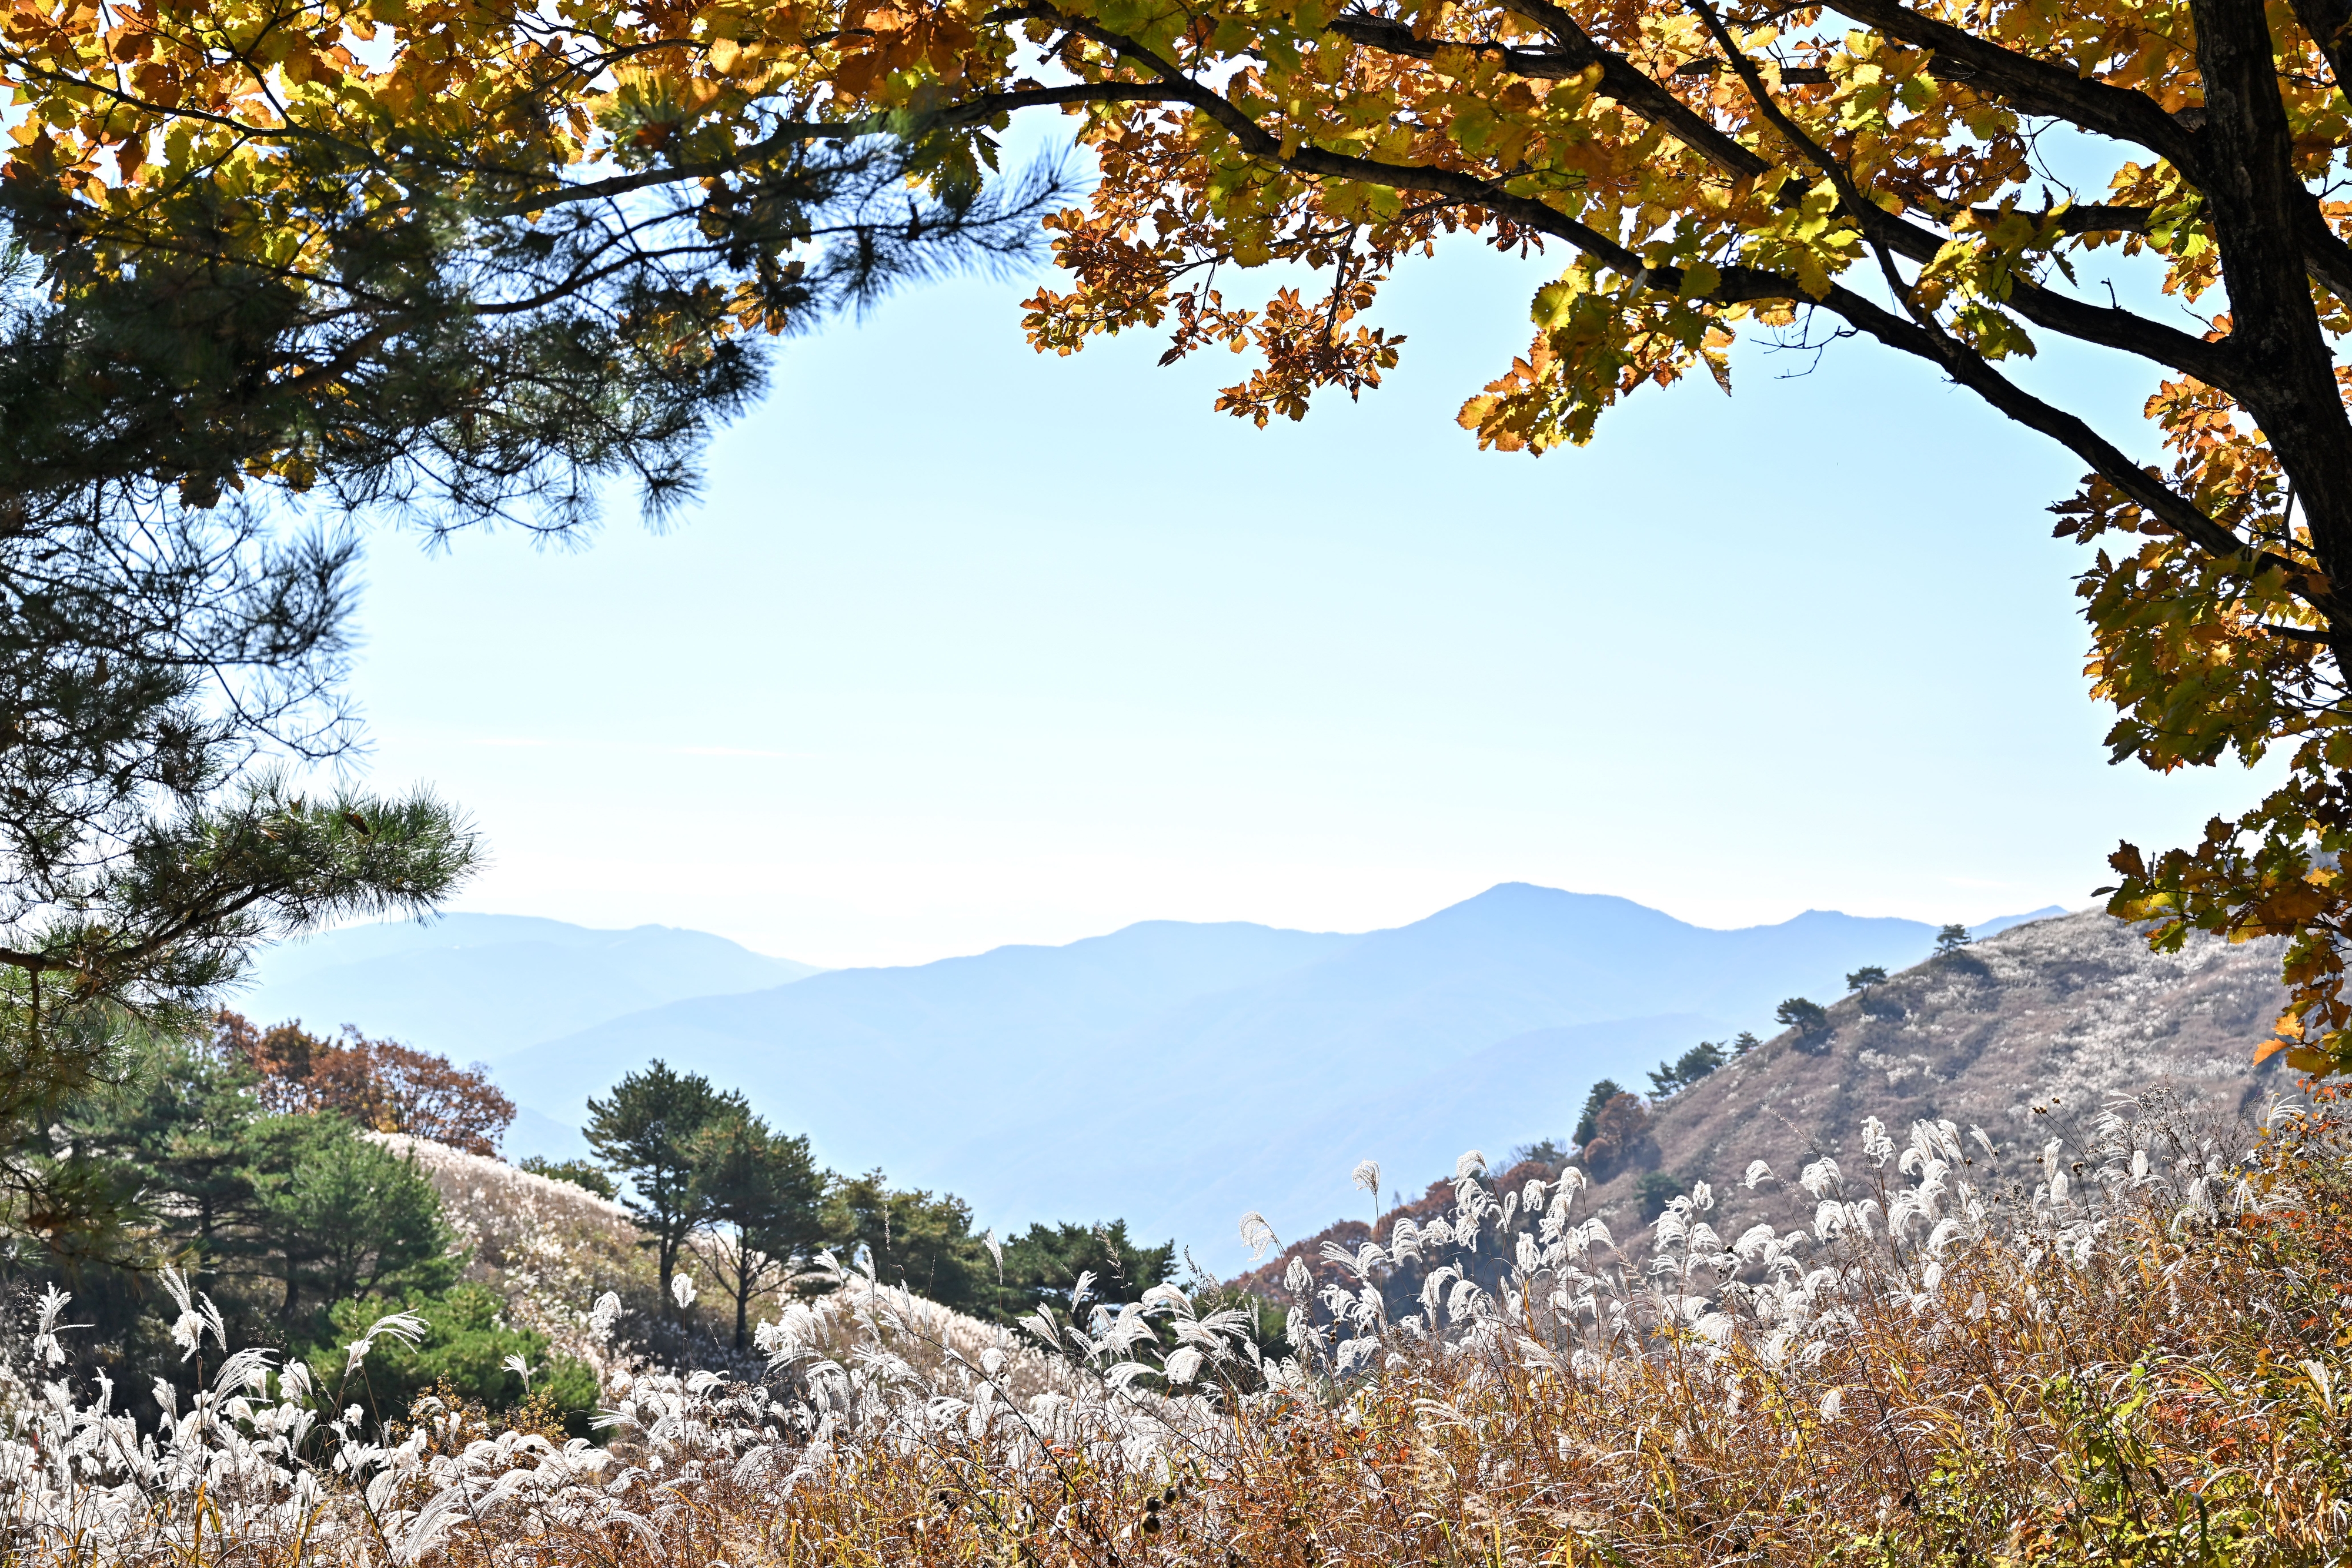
[6,1098,2347,1566]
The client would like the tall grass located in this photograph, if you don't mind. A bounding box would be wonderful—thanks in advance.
[6,1096,2347,1566]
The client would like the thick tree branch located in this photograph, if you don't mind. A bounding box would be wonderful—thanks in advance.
[1688,0,2312,597]
[1328,5,2235,389]
[1821,0,2203,167]
[1973,203,2151,234]
[2289,0,2352,116]
[1011,1,2330,614]
[1826,0,2352,302]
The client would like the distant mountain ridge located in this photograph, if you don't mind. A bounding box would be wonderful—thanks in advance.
[480,885,2063,1263]
[240,913,823,1068]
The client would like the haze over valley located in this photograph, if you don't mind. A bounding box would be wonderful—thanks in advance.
[248,883,2065,1261]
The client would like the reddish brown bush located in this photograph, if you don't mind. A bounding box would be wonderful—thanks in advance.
[215,1011,515,1155]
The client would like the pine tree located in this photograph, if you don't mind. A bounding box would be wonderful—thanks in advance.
[1573,1080,1626,1148]
[820,1171,995,1312]
[990,1221,1177,1324]
[0,464,477,1258]
[689,1112,826,1350]
[1,123,1074,546]
[585,1062,746,1313]
[1775,998,1831,1039]
[248,1121,456,1326]
[0,61,1060,1259]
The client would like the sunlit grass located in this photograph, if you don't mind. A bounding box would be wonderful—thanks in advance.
[6,1096,2346,1566]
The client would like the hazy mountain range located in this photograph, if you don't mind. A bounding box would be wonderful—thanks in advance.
[244,913,824,1062]
[244,886,2062,1263]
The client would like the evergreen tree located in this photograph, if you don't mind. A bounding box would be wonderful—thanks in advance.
[1936,925,1973,955]
[821,1171,995,1312]
[1573,1079,1626,1148]
[1647,1039,1730,1098]
[1,112,1073,550]
[688,1112,826,1350]
[1507,1139,1568,1169]
[30,1027,263,1272]
[0,504,477,1259]
[1775,998,1831,1039]
[101,1038,268,1251]
[993,1221,1175,1323]
[249,1121,456,1326]
[5,1021,473,1414]
[1845,966,1889,997]
[584,1061,745,1313]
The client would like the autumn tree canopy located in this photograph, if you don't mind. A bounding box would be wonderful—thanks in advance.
[215,1011,517,1156]
[13,0,2352,1069]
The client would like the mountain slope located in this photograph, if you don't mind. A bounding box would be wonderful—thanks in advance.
[240,914,822,1066]
[493,884,2027,1261]
[1559,908,2291,1247]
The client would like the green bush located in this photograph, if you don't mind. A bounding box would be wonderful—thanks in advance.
[308,1282,600,1436]
[516,1155,617,1200]
[1635,1171,1683,1222]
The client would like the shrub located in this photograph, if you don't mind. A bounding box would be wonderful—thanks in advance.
[1634,1169,1683,1221]
[515,1156,616,1201]
[306,1282,600,1436]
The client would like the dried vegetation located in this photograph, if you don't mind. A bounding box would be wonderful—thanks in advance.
[5,1094,2348,1567]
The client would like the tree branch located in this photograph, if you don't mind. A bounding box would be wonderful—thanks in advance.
[1329,8,1772,180]
[2287,0,2352,116]
[1826,0,2352,302]
[1686,0,2311,597]
[1822,0,2203,168]
[487,83,1185,219]
[1326,5,2236,389]
[1011,1,2333,614]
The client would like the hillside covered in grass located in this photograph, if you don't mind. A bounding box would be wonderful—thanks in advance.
[1243,908,2288,1304]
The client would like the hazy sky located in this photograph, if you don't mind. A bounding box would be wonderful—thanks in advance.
[338,169,2269,969]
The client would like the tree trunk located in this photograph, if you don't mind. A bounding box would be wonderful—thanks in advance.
[2189,0,2352,633]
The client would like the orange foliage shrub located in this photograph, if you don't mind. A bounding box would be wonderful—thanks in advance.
[215,1011,515,1155]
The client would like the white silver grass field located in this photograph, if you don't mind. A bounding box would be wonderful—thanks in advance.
[5,1098,2349,1567]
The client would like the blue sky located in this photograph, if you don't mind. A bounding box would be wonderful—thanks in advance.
[338,154,2269,968]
